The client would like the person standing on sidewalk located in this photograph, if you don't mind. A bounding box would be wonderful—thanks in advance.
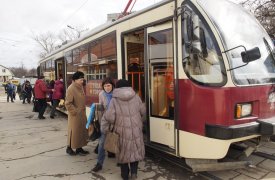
[6,81,15,103]
[22,81,33,104]
[91,77,115,172]
[34,76,53,119]
[65,71,89,156]
[101,79,146,180]
[50,78,64,119]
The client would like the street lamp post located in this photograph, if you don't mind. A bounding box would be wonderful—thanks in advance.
[67,25,81,38]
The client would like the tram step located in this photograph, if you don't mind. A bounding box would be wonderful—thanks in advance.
[257,118,275,135]
[185,158,251,172]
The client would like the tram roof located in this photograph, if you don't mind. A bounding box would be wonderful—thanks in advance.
[39,0,172,63]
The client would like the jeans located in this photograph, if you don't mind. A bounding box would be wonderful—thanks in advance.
[50,99,60,117]
[37,98,47,118]
[7,93,14,102]
[97,133,106,165]
[120,161,139,180]
[23,94,31,103]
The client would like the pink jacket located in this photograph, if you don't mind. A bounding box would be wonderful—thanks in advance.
[52,80,64,100]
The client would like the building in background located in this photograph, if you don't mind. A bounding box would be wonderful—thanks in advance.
[0,65,14,85]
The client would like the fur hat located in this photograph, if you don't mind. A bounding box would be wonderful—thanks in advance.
[72,71,84,80]
[116,79,131,88]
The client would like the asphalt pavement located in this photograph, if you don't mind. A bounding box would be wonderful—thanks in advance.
[0,87,198,180]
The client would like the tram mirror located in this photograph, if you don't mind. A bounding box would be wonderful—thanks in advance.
[241,47,261,63]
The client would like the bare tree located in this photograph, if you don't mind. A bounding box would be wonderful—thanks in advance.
[27,68,37,76]
[240,0,275,36]
[31,25,89,58]
[31,31,58,58]
[9,62,28,78]
[58,25,89,44]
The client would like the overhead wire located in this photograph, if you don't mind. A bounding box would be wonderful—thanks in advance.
[56,0,90,31]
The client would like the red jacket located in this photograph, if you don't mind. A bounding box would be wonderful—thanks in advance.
[34,79,51,99]
[52,80,64,100]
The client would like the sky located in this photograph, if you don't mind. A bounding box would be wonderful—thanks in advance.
[0,0,239,70]
[0,0,165,69]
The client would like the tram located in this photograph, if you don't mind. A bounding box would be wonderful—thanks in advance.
[38,0,275,171]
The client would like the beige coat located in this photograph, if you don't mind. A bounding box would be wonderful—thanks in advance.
[65,82,88,149]
[101,87,146,163]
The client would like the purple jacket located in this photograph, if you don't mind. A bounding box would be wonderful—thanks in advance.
[52,80,64,100]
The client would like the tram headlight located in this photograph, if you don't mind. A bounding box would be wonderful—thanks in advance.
[235,103,252,119]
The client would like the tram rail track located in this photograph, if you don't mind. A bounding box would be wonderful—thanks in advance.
[146,142,275,180]
[230,143,275,161]
[145,145,223,180]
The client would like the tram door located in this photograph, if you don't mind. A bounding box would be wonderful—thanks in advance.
[147,22,175,149]
[56,59,65,80]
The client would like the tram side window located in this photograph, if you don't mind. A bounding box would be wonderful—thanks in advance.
[85,32,117,105]
[40,62,46,76]
[45,60,55,80]
[65,51,76,86]
[72,45,89,81]
[182,6,226,86]
[87,32,117,81]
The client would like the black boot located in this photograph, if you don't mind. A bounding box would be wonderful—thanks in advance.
[108,151,115,158]
[66,146,76,156]
[92,163,102,172]
[76,148,89,156]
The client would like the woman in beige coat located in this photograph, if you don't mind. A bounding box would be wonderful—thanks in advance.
[101,79,146,180]
[65,71,89,156]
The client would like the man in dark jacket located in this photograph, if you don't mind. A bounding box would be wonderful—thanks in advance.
[22,81,33,104]
[34,76,52,119]
[6,81,15,103]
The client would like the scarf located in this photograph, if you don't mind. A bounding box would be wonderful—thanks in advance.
[104,91,113,109]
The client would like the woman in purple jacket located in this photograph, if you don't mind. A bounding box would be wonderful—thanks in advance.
[50,78,64,119]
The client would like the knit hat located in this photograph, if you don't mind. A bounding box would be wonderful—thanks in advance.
[72,71,84,80]
[116,79,131,88]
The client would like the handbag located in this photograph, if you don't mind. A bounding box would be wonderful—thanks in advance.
[89,120,101,141]
[33,99,40,112]
[89,103,102,141]
[104,130,119,154]
[104,102,121,154]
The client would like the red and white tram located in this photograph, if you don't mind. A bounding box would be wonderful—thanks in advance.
[38,0,275,171]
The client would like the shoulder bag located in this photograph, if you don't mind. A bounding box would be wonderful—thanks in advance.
[104,101,121,154]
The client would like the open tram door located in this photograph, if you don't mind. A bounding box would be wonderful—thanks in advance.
[55,58,65,81]
[146,22,175,150]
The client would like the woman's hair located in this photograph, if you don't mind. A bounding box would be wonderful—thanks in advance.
[116,79,131,88]
[72,71,84,80]
[101,77,115,90]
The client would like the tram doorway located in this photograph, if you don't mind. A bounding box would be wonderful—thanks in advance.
[56,58,65,80]
[122,22,175,150]
[123,30,145,102]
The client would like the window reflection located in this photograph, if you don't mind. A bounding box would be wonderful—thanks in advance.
[149,29,174,119]
[182,6,226,86]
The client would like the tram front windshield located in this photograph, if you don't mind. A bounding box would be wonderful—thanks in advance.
[197,0,275,85]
